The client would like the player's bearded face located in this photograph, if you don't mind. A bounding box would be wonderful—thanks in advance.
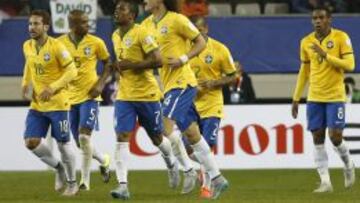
[311,10,331,33]
[74,15,89,36]
[28,16,48,40]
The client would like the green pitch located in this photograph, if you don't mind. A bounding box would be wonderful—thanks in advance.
[0,169,358,203]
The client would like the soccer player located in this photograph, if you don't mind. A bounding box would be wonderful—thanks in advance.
[109,1,177,200]
[183,15,237,198]
[292,6,356,193]
[21,10,78,196]
[57,10,112,191]
[142,0,229,198]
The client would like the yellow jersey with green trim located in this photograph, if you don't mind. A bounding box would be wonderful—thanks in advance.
[57,34,110,104]
[142,11,199,93]
[300,28,354,102]
[112,24,162,101]
[191,37,236,118]
[22,37,74,111]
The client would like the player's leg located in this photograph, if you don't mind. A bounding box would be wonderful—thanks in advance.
[162,89,195,184]
[49,111,78,196]
[110,101,136,200]
[78,100,110,190]
[307,102,332,193]
[24,110,66,192]
[327,103,355,188]
[136,101,179,189]
[199,117,220,198]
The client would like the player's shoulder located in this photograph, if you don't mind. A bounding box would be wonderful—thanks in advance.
[56,34,68,42]
[300,32,315,45]
[170,12,189,22]
[112,28,120,39]
[141,15,153,26]
[86,33,105,43]
[23,39,32,49]
[209,38,227,49]
[332,28,350,39]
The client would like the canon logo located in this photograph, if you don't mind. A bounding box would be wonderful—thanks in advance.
[128,123,304,156]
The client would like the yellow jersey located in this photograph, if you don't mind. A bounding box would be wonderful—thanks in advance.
[191,37,236,118]
[57,34,110,104]
[142,11,199,93]
[22,37,74,111]
[294,28,354,102]
[112,24,162,101]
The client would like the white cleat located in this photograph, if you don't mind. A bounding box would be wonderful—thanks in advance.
[55,163,66,192]
[99,153,111,183]
[110,184,130,200]
[168,162,180,189]
[62,182,79,196]
[344,161,356,189]
[313,182,333,193]
[181,169,197,194]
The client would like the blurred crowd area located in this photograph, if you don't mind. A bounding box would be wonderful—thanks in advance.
[1,0,360,19]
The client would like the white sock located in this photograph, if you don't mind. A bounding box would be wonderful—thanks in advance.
[192,137,220,179]
[115,142,130,183]
[92,147,105,165]
[79,134,93,186]
[334,141,352,168]
[168,133,193,171]
[203,170,211,189]
[31,142,60,168]
[57,142,77,182]
[158,136,176,169]
[314,144,331,184]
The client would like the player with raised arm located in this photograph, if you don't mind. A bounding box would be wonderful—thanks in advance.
[57,10,112,191]
[142,0,229,198]
[22,10,78,196]
[108,1,177,200]
[292,6,356,193]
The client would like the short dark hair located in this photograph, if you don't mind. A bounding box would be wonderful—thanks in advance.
[117,0,139,19]
[69,9,85,17]
[30,10,51,25]
[312,6,332,17]
[164,0,179,13]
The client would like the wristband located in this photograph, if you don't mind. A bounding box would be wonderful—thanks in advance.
[179,54,189,65]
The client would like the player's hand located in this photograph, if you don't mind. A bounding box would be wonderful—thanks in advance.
[22,85,31,100]
[199,80,217,90]
[39,86,54,102]
[89,83,103,99]
[167,57,183,69]
[311,43,327,58]
[291,101,299,119]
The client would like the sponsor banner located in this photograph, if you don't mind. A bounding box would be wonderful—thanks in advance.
[1,105,360,170]
[50,0,97,33]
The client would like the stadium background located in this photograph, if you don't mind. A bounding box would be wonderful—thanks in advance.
[1,0,360,202]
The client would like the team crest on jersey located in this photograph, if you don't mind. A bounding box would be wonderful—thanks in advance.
[327,41,334,49]
[124,38,132,47]
[160,26,168,34]
[43,53,50,61]
[84,47,91,56]
[205,55,213,64]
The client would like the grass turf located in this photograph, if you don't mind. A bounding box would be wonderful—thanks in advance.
[0,169,359,203]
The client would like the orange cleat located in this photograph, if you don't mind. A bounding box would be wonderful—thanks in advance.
[200,187,212,199]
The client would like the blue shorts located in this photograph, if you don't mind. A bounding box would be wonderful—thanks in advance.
[24,109,70,142]
[163,86,198,131]
[114,100,163,137]
[182,117,220,148]
[69,100,99,143]
[307,102,345,131]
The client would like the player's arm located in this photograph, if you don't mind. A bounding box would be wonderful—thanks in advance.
[115,48,162,71]
[311,33,355,71]
[168,15,206,68]
[21,60,32,100]
[292,40,310,119]
[89,39,113,98]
